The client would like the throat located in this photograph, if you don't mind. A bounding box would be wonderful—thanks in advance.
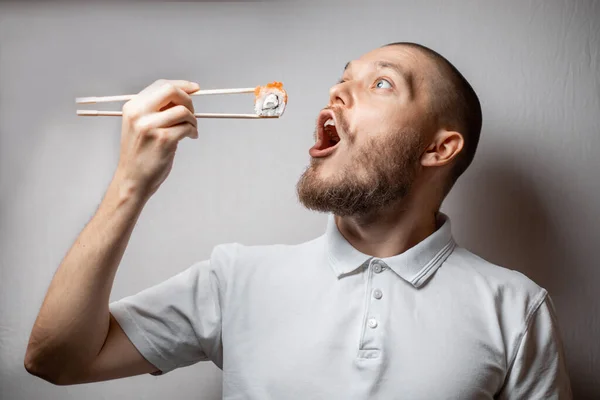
[335,211,438,258]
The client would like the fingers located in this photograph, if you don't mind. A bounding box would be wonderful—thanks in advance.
[141,104,197,130]
[121,79,199,144]
[125,80,199,116]
[139,79,200,96]
[156,122,199,143]
[144,83,196,114]
[132,105,198,148]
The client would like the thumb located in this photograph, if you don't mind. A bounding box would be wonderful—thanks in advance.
[181,81,200,94]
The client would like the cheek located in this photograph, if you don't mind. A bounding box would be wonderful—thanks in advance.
[351,105,402,139]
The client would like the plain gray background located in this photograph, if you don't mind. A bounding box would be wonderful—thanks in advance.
[1,1,599,399]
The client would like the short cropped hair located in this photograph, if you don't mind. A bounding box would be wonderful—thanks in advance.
[384,42,483,193]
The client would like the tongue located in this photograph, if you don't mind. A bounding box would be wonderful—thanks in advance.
[309,125,339,157]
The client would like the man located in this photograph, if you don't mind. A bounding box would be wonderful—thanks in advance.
[25,43,572,399]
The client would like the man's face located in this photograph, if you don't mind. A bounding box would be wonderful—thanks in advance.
[297,46,434,217]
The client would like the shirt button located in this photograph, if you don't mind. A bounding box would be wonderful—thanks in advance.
[367,318,378,329]
[373,261,385,273]
[373,289,383,300]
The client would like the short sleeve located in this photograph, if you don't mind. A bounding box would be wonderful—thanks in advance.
[109,245,233,375]
[497,294,572,399]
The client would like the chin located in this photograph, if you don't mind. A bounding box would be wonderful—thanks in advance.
[314,165,338,182]
[312,157,345,177]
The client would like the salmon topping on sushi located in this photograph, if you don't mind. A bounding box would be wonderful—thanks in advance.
[254,82,288,117]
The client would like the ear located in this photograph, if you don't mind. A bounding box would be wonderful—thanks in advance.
[421,130,464,167]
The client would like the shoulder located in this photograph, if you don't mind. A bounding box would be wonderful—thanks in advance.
[210,235,325,271]
[207,236,325,299]
[447,246,546,298]
[444,246,548,324]
[441,246,552,361]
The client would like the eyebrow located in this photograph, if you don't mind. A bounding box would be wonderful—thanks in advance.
[344,60,413,97]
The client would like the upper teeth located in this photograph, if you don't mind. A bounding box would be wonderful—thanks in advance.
[324,118,335,127]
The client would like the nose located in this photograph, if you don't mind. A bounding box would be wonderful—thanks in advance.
[328,81,352,107]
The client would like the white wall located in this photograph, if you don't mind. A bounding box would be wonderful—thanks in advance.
[1,1,598,399]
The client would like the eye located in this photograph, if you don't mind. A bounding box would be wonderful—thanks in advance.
[375,78,392,89]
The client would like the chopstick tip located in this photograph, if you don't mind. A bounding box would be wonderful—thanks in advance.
[75,97,96,104]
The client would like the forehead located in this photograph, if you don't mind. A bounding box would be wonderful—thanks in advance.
[351,46,431,75]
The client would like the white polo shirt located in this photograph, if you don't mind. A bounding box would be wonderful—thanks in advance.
[109,213,572,399]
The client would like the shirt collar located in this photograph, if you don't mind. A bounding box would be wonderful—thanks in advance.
[325,212,456,288]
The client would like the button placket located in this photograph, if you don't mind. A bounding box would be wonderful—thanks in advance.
[358,259,387,358]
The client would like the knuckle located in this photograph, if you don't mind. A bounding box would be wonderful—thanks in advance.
[122,102,140,120]
[156,130,171,145]
[175,105,189,117]
[168,105,187,122]
[154,79,167,86]
[163,83,177,96]
[134,117,153,135]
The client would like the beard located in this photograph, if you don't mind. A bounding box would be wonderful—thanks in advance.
[296,123,424,217]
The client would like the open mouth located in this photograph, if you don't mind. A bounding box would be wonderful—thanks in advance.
[309,110,342,158]
[323,118,341,147]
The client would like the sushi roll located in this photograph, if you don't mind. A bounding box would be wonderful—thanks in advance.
[254,81,288,117]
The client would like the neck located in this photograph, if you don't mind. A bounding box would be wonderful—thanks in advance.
[335,196,439,258]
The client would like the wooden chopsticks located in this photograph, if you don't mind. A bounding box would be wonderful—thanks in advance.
[75,87,256,104]
[75,87,277,119]
[76,110,276,119]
